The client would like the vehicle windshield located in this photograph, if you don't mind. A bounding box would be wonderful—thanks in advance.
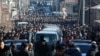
[36,34,57,44]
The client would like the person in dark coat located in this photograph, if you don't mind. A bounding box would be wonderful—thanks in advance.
[10,42,19,56]
[54,44,69,56]
[86,42,98,56]
[65,42,82,56]
[28,42,34,56]
[95,45,100,56]
[56,37,66,46]
[18,43,29,56]
[39,40,49,56]
[35,36,49,56]
[0,40,13,56]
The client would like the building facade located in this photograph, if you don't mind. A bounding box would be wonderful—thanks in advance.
[59,0,78,22]
[9,0,30,20]
[85,0,100,26]
[0,0,30,31]
[0,0,12,31]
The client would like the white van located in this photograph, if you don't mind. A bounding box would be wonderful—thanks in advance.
[43,24,60,28]
[35,31,59,45]
[17,22,28,26]
[42,27,63,38]
[42,24,63,37]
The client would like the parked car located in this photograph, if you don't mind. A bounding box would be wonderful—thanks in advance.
[70,39,92,56]
[5,39,28,49]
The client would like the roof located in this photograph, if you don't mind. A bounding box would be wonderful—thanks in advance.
[5,39,28,43]
[44,24,59,28]
[17,22,28,25]
[36,31,57,34]
[70,39,92,43]
[42,27,60,31]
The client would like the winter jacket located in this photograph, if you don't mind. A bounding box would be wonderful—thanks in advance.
[66,48,82,56]
[0,46,13,56]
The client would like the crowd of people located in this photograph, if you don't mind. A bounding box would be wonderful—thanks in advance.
[0,4,100,56]
[0,22,100,56]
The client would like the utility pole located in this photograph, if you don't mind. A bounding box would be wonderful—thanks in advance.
[82,0,85,25]
[89,0,91,26]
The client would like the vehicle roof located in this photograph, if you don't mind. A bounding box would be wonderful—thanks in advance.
[4,39,28,43]
[44,24,59,28]
[36,31,57,34]
[5,43,22,46]
[70,39,92,43]
[5,39,28,47]
[74,43,91,45]
[42,27,60,31]
[17,22,28,25]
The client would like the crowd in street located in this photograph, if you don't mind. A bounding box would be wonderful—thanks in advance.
[0,22,100,56]
[0,5,100,56]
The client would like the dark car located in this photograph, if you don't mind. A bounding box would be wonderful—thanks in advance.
[70,39,92,56]
[4,39,28,49]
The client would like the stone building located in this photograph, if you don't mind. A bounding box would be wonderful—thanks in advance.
[0,0,12,31]
[0,0,30,31]
[9,0,30,20]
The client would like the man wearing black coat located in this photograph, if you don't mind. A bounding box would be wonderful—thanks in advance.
[0,40,13,56]
[65,42,82,56]
[95,45,100,56]
[35,36,49,56]
[18,43,30,56]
